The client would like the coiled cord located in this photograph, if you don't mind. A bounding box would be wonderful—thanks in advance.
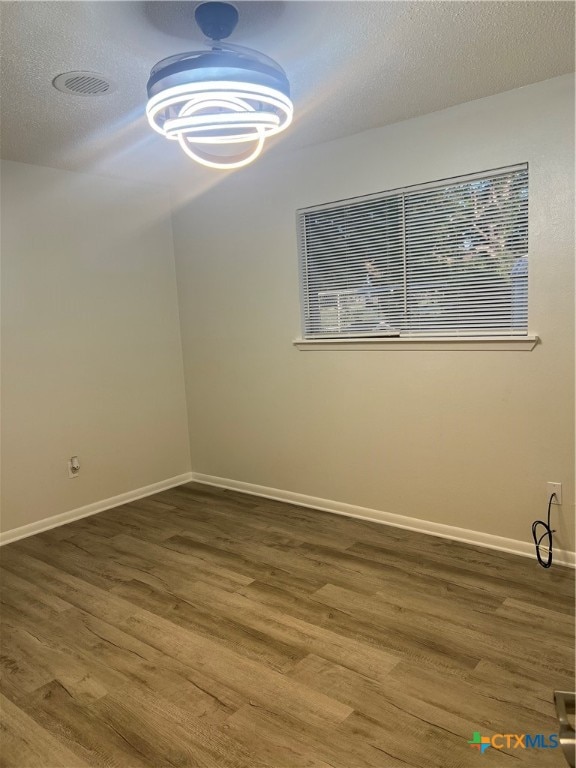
[532,493,557,568]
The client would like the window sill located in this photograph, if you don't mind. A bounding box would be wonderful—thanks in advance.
[293,335,539,351]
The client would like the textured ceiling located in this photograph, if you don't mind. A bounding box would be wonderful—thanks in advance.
[0,1,574,188]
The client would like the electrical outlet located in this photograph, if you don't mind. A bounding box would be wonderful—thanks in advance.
[547,482,562,504]
[68,456,80,479]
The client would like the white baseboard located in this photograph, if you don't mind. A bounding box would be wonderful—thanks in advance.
[0,472,194,546]
[2,470,574,569]
[191,473,576,569]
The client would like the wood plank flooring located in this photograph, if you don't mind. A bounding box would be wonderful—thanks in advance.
[1,482,574,767]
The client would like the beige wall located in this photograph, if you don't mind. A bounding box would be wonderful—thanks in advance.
[172,74,575,552]
[1,160,191,533]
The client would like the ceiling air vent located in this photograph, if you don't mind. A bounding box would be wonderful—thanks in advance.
[52,71,115,96]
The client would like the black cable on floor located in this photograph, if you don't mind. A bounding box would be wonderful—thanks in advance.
[532,493,557,568]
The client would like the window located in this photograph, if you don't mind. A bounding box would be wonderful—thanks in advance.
[297,165,528,340]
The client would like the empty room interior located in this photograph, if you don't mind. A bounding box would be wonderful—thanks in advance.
[1,1,575,767]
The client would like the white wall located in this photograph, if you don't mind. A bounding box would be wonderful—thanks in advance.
[1,160,191,533]
[172,74,575,553]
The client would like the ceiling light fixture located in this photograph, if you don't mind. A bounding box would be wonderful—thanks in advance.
[146,2,293,170]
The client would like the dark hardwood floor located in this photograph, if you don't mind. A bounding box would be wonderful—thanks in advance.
[0,482,574,767]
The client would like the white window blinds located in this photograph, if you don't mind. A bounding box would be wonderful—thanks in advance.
[297,165,528,338]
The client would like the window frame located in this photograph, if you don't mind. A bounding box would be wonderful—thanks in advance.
[295,164,535,350]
